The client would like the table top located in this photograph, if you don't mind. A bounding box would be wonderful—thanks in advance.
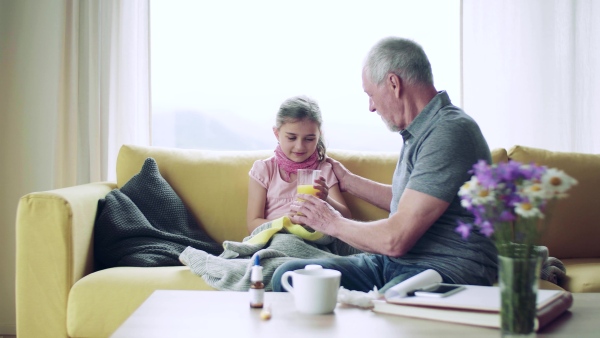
[111,290,600,338]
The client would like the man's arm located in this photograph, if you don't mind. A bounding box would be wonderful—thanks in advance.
[290,188,449,256]
[326,157,393,212]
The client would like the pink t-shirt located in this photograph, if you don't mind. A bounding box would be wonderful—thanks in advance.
[249,156,339,220]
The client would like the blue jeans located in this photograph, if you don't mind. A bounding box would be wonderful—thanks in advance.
[271,254,451,293]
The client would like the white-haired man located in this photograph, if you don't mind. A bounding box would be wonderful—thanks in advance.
[273,37,497,293]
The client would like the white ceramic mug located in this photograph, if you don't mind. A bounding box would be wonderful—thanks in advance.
[280,268,341,314]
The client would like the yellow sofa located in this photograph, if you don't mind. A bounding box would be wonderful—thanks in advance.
[15,144,600,337]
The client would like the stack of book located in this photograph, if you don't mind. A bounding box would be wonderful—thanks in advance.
[372,284,573,331]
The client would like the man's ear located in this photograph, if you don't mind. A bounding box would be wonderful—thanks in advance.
[273,127,279,139]
[388,73,402,98]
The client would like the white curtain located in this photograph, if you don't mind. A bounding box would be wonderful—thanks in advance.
[56,0,150,187]
[0,0,150,333]
[462,0,600,154]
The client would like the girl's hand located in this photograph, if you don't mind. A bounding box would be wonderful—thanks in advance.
[313,176,329,201]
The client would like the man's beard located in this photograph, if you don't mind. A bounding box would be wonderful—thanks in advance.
[382,116,401,132]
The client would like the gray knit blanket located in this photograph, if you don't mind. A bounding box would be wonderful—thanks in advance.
[179,222,567,291]
[537,246,567,285]
[94,158,223,269]
[179,218,362,291]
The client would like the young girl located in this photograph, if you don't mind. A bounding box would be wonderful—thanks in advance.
[246,96,351,233]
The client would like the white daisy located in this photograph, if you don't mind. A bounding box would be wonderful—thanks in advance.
[541,168,578,198]
[514,202,544,218]
[521,180,547,200]
[458,176,479,197]
[471,187,496,206]
[461,198,472,209]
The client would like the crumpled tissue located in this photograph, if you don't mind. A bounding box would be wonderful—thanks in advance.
[337,286,382,308]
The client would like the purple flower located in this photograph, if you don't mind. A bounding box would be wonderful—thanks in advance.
[455,221,472,240]
[519,162,546,181]
[479,221,495,237]
[498,210,516,222]
[472,160,496,188]
[455,159,572,242]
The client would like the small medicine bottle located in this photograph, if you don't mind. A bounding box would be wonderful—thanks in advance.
[249,255,265,308]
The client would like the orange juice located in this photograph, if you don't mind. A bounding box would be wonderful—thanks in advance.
[297,184,319,196]
[296,184,319,215]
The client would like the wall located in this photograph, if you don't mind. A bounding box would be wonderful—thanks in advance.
[0,0,64,334]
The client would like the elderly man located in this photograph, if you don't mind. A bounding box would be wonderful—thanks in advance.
[272,37,497,293]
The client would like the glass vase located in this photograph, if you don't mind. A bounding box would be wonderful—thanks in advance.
[497,249,542,338]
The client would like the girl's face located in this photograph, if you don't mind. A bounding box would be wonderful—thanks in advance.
[274,119,320,163]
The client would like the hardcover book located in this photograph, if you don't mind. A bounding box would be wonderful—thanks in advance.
[373,285,573,331]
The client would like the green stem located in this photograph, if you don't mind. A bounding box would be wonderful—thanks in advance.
[499,251,541,335]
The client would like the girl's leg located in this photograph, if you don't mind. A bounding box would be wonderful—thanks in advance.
[271,254,385,292]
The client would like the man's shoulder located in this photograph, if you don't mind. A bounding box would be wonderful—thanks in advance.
[432,107,483,136]
[417,105,490,160]
[438,104,476,123]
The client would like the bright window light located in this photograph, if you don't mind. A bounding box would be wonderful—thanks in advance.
[150,0,460,152]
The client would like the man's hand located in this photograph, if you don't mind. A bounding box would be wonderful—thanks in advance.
[325,156,351,192]
[289,194,343,236]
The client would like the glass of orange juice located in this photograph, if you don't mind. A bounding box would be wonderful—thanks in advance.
[296,169,321,199]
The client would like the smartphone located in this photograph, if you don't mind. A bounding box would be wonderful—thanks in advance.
[413,283,465,298]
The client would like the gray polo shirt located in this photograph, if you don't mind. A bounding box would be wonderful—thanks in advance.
[389,91,497,285]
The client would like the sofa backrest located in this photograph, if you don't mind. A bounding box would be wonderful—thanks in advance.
[120,144,591,257]
[508,145,600,259]
[491,148,509,164]
[116,145,397,243]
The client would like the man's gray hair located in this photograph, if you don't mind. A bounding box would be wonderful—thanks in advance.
[364,37,434,86]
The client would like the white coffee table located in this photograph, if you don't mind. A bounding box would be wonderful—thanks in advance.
[111,290,598,338]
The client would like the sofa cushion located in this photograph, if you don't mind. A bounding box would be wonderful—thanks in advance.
[67,266,214,337]
[95,157,223,269]
[507,145,600,259]
[560,258,600,292]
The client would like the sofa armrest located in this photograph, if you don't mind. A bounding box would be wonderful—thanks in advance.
[16,182,116,338]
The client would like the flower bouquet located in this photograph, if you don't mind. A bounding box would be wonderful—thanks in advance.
[456,160,577,337]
